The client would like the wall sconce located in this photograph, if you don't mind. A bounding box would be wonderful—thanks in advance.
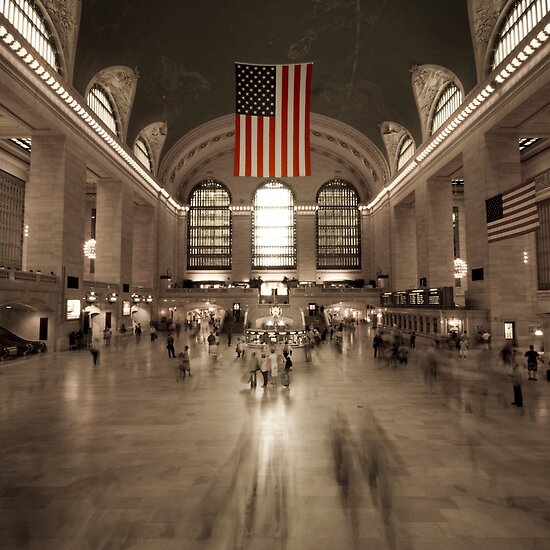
[86,291,98,304]
[535,328,543,336]
[144,294,153,303]
[107,292,118,303]
[131,293,142,304]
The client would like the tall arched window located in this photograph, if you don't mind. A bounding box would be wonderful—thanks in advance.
[134,137,152,172]
[253,180,295,269]
[397,136,414,171]
[430,82,462,135]
[317,180,360,269]
[491,0,550,70]
[86,85,118,136]
[1,0,60,72]
[188,180,231,270]
[430,83,463,135]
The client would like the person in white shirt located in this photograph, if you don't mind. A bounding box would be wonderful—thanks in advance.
[269,349,279,385]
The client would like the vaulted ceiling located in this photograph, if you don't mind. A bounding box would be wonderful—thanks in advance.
[74,0,477,164]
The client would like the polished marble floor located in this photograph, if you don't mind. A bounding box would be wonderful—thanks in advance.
[1,327,550,550]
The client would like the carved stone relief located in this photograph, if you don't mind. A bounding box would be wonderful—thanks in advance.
[41,0,74,45]
[40,0,80,79]
[535,170,550,192]
[94,66,139,141]
[468,0,507,77]
[410,64,463,142]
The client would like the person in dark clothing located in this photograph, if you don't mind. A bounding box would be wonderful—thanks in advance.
[373,334,383,358]
[90,338,100,366]
[409,331,416,349]
[166,334,176,358]
[524,344,542,380]
[511,353,523,407]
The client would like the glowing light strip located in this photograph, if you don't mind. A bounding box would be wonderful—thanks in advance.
[366,21,550,211]
[0,23,181,211]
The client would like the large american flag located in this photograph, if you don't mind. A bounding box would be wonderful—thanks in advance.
[485,181,539,243]
[234,62,313,177]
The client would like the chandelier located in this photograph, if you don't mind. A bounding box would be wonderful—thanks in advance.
[454,258,467,279]
[85,291,98,304]
[83,239,96,259]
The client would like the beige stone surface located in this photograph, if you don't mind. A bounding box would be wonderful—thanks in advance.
[1,326,550,549]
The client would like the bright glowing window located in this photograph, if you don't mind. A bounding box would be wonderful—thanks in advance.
[253,180,295,269]
[86,85,118,136]
[491,0,550,69]
[519,137,542,151]
[317,180,360,269]
[9,137,31,152]
[0,168,25,270]
[188,180,231,270]
[397,136,414,170]
[0,0,60,72]
[430,83,462,135]
[134,138,152,171]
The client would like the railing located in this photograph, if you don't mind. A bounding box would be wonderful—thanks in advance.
[290,287,379,295]
[0,269,58,284]
[83,280,119,289]
[165,287,258,294]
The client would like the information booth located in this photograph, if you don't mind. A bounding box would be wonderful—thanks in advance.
[244,304,307,348]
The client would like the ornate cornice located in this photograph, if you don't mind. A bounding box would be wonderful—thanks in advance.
[90,66,139,142]
[410,64,464,142]
[379,121,414,176]
[159,113,390,200]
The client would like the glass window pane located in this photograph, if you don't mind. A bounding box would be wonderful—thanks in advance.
[134,138,152,171]
[397,136,414,170]
[430,84,462,135]
[86,85,118,136]
[252,180,295,269]
[491,0,549,69]
[188,179,231,270]
[1,0,60,72]
[317,179,361,269]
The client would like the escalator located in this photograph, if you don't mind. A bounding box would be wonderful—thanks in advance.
[0,326,46,359]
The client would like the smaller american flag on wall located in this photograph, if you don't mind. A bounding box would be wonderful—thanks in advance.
[234,62,313,178]
[485,181,539,243]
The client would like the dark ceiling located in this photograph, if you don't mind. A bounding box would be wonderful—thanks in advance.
[74,0,477,160]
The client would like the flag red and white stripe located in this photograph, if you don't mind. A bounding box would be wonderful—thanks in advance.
[234,62,312,177]
[486,181,539,243]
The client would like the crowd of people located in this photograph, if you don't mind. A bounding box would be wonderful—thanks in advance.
[79,311,546,411]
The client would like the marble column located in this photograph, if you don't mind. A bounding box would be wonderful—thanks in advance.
[94,179,134,285]
[231,209,252,282]
[391,200,417,290]
[415,177,454,289]
[296,208,316,282]
[133,203,157,288]
[371,202,391,286]
[176,209,188,283]
[360,208,373,284]
[463,131,538,346]
[26,133,86,278]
